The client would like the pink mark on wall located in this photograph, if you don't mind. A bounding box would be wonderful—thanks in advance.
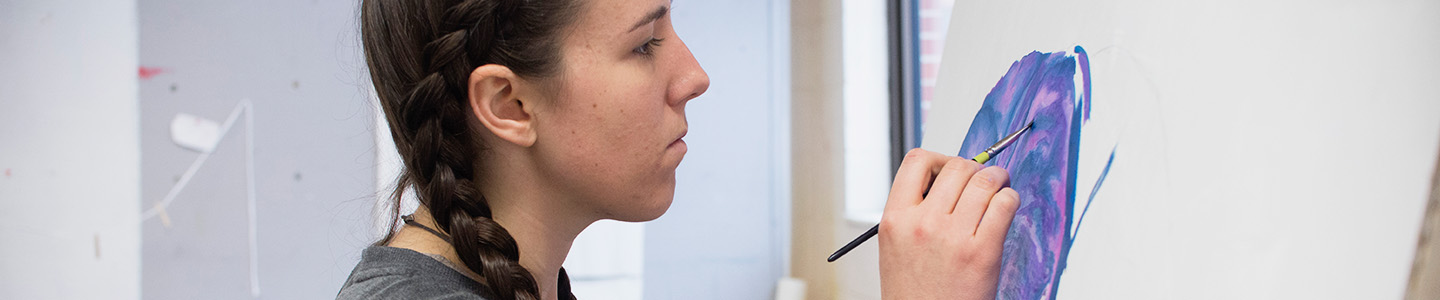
[138,66,166,80]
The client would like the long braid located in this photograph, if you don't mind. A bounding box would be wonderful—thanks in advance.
[360,0,579,299]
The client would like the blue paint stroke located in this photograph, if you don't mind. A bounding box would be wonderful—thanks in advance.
[956,46,1103,300]
[1071,146,1116,242]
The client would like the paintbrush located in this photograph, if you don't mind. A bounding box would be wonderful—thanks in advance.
[827,121,1034,262]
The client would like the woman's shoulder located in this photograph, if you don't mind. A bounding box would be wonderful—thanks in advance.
[337,246,489,300]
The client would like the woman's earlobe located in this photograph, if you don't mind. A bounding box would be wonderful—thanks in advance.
[467,65,537,147]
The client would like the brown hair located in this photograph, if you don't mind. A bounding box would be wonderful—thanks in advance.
[360,0,579,298]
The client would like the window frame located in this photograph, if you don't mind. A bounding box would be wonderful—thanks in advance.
[887,0,921,174]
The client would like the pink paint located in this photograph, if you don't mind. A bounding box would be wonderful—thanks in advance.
[4,168,10,177]
[138,66,166,80]
[957,47,1095,300]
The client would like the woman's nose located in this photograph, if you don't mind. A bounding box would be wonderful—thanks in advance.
[668,37,709,106]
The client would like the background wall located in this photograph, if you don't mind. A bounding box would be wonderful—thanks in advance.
[788,0,845,299]
[137,0,375,299]
[0,1,141,299]
[641,0,793,299]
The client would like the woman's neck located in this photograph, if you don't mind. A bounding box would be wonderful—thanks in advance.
[490,197,591,300]
[478,147,600,300]
[389,198,590,300]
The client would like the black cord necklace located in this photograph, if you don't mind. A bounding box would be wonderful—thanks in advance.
[399,213,575,298]
[401,214,453,244]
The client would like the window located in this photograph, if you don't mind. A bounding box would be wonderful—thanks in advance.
[912,0,957,148]
[843,0,957,220]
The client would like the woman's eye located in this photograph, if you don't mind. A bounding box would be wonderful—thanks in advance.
[634,37,665,57]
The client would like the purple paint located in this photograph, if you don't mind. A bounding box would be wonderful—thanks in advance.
[956,46,1092,300]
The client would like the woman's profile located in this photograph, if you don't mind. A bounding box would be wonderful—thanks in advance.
[339,0,1021,299]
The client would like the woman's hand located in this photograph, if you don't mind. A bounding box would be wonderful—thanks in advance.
[878,148,1020,300]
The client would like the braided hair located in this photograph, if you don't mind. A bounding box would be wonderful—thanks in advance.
[360,0,579,299]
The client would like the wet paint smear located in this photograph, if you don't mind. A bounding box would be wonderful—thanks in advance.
[956,46,1110,300]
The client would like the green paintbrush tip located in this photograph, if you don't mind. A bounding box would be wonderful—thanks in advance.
[972,121,1033,164]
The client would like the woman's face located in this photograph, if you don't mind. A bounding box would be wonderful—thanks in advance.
[530,0,708,222]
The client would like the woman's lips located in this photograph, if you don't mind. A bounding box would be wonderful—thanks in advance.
[668,130,688,151]
[671,129,687,146]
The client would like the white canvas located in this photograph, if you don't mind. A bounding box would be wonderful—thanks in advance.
[922,1,1440,298]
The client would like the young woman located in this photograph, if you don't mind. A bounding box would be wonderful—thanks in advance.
[338,0,1021,299]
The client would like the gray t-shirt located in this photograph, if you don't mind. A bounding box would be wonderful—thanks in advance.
[336,246,489,299]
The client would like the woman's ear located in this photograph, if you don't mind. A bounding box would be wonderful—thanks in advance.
[467,64,537,147]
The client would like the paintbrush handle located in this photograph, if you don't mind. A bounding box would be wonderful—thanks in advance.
[829,224,879,262]
[829,148,1008,261]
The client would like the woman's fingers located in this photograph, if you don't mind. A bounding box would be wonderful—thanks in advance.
[886,149,1017,241]
[878,161,1019,300]
[885,149,951,211]
[952,166,1010,235]
[977,187,1021,242]
[918,157,983,215]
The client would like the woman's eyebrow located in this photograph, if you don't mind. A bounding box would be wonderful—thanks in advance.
[628,5,669,32]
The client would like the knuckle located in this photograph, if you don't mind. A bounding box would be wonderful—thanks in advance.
[887,220,924,243]
[969,167,1010,191]
[898,148,937,171]
[880,214,915,238]
[910,228,930,244]
[941,157,981,175]
[911,224,931,242]
[949,244,982,263]
[976,249,1003,269]
[879,215,901,234]
[951,240,1002,265]
[904,148,931,160]
[900,214,942,242]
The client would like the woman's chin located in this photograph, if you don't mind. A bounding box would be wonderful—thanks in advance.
[609,190,675,222]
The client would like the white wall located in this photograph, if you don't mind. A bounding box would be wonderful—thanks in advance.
[136,0,377,298]
[642,0,793,299]
[925,1,1440,299]
[0,0,141,299]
